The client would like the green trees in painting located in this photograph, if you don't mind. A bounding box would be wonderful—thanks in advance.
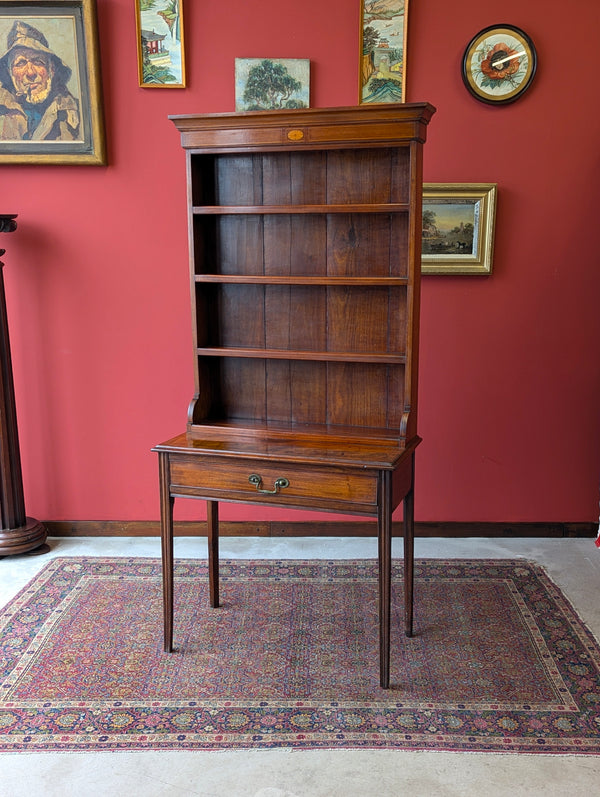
[243,60,305,110]
[362,25,380,54]
[422,208,475,254]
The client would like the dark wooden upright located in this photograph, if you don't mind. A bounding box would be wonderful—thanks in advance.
[0,215,47,555]
[154,104,435,688]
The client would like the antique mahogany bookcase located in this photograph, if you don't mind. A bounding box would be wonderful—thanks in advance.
[154,103,435,688]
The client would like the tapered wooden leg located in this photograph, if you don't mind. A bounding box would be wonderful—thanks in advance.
[378,470,392,689]
[207,500,220,608]
[159,452,174,652]
[403,461,415,638]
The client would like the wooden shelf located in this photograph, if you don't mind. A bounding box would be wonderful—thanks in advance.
[183,417,401,441]
[193,203,410,215]
[196,347,406,363]
[194,275,409,285]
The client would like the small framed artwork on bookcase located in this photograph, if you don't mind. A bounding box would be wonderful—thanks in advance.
[235,58,310,111]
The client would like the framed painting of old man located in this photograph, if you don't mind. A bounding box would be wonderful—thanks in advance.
[0,0,105,164]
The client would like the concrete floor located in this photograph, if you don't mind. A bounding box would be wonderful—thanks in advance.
[0,534,599,796]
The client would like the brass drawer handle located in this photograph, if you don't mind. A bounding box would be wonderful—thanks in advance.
[248,474,290,494]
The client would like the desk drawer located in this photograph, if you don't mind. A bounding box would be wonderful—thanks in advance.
[168,454,377,508]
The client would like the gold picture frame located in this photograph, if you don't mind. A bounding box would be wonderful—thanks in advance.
[359,0,408,104]
[135,0,185,88]
[422,183,497,275]
[0,0,106,164]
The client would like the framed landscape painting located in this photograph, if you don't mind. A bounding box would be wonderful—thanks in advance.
[359,0,408,104]
[135,0,185,87]
[235,58,309,111]
[421,184,498,275]
[0,0,105,164]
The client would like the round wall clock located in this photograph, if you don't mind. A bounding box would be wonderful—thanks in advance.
[462,24,537,105]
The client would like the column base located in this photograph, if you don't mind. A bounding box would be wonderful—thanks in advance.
[0,518,48,556]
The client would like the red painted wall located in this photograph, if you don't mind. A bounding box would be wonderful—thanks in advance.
[2,0,599,525]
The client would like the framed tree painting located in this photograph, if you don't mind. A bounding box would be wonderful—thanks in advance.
[359,0,408,104]
[0,0,106,164]
[135,0,185,88]
[235,58,310,111]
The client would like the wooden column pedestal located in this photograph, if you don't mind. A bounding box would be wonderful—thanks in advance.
[0,215,47,556]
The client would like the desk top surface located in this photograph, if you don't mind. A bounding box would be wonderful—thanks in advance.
[154,428,419,470]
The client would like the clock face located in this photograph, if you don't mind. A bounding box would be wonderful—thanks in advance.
[462,25,537,104]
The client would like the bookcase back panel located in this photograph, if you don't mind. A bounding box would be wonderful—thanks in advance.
[191,148,411,207]
[263,216,328,276]
[214,155,264,205]
[197,357,405,431]
[324,148,409,204]
[326,287,406,354]
[218,357,267,421]
[264,286,327,351]
[193,214,408,278]
[198,284,406,355]
[326,363,393,428]
[194,216,265,276]
[204,284,265,349]
[327,215,407,277]
[262,153,327,205]
[265,360,327,426]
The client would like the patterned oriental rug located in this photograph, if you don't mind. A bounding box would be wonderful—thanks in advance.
[1,557,599,754]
